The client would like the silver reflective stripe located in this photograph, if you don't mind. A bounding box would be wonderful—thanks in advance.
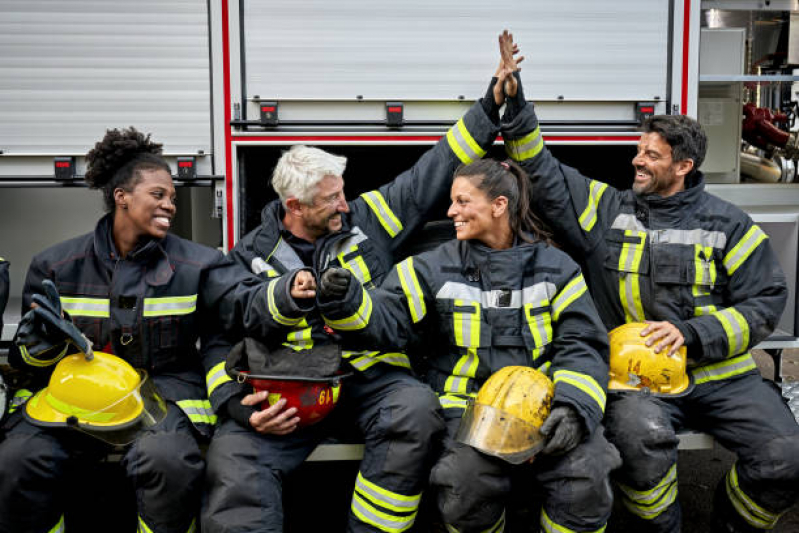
[355,472,420,511]
[143,295,197,317]
[724,225,768,276]
[271,238,305,271]
[437,281,556,309]
[726,462,782,528]
[551,275,588,321]
[60,296,110,318]
[177,400,218,425]
[328,226,369,264]
[712,307,749,356]
[691,353,757,385]
[578,180,608,232]
[619,464,677,504]
[206,361,232,396]
[649,228,726,249]
[611,213,646,232]
[361,190,403,238]
[397,258,426,323]
[446,118,486,164]
[352,494,416,533]
[505,126,543,161]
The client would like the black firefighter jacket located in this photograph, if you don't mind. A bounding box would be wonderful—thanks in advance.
[318,239,610,434]
[500,101,788,386]
[11,214,278,437]
[229,99,501,379]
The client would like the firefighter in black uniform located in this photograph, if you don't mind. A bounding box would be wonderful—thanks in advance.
[497,35,799,533]
[0,128,272,533]
[201,41,518,533]
[318,157,621,533]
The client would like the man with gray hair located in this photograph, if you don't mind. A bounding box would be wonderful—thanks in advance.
[202,36,523,533]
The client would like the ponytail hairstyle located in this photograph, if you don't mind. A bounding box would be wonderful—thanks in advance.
[454,158,554,246]
[84,127,171,212]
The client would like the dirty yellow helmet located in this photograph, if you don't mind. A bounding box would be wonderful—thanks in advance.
[456,366,554,464]
[608,323,692,396]
[25,351,167,445]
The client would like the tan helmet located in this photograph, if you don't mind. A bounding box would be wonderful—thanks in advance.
[456,366,554,464]
[608,323,692,396]
[25,351,167,445]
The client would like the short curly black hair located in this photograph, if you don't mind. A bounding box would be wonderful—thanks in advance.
[85,127,171,212]
[641,115,707,174]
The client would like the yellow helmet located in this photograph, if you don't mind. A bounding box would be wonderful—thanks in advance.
[608,323,692,396]
[456,366,554,464]
[25,351,167,445]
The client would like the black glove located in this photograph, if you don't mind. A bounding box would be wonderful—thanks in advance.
[14,280,92,360]
[539,405,585,456]
[318,268,352,301]
[225,392,258,429]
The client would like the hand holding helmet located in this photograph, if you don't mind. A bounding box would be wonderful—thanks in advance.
[539,405,584,456]
[318,267,352,301]
[225,391,300,435]
[14,280,92,361]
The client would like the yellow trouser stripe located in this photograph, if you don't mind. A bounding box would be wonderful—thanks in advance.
[351,472,419,532]
[619,464,679,520]
[542,507,605,532]
[726,462,782,528]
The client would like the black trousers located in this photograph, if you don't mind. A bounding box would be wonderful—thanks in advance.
[0,403,203,533]
[605,372,799,532]
[430,410,621,533]
[201,368,445,533]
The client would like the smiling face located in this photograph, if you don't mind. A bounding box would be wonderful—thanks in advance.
[116,168,176,240]
[447,176,510,248]
[631,132,692,197]
[300,174,349,238]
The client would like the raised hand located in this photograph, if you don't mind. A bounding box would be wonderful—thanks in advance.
[494,29,525,105]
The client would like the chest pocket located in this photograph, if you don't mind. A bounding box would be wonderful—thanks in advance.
[60,294,110,351]
[604,229,649,323]
[144,294,197,366]
[521,302,553,364]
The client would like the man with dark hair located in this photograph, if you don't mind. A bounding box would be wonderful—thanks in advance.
[495,41,799,532]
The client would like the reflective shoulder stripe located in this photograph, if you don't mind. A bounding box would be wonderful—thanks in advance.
[726,462,783,528]
[649,228,727,249]
[361,190,404,238]
[710,307,750,357]
[176,399,218,425]
[251,257,279,277]
[396,258,426,323]
[446,117,486,165]
[352,471,420,532]
[437,281,557,310]
[691,353,757,385]
[20,343,69,368]
[551,274,587,321]
[723,225,768,276]
[505,126,544,162]
[323,288,373,331]
[578,180,608,232]
[143,295,197,317]
[267,278,304,327]
[611,213,647,232]
[553,369,606,413]
[206,361,233,396]
[60,296,110,318]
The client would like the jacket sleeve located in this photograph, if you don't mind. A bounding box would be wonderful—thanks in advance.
[500,76,623,256]
[677,218,788,364]
[546,259,610,435]
[352,91,500,259]
[317,256,435,352]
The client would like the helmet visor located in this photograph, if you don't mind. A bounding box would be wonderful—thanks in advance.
[456,400,547,465]
[75,373,168,446]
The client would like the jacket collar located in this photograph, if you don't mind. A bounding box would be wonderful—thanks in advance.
[93,213,174,286]
[637,170,705,207]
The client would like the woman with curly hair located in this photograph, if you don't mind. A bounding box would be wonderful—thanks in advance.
[0,127,272,533]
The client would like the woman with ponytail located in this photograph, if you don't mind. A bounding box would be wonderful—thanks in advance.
[317,156,620,533]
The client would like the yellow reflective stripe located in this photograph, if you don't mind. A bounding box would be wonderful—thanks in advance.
[20,343,69,368]
[346,350,411,371]
[446,118,486,165]
[692,353,757,385]
[338,245,373,285]
[352,472,419,532]
[724,225,768,276]
[446,299,481,395]
[542,507,605,532]
[352,494,417,533]
[551,274,587,322]
[444,350,478,395]
[284,321,314,350]
[9,389,33,413]
[505,126,544,161]
[324,288,373,331]
[187,518,197,533]
[48,515,65,533]
[438,393,473,410]
[619,464,677,504]
[266,278,303,327]
[362,190,404,238]
[138,516,155,533]
[711,307,750,357]
[524,301,552,363]
[206,361,232,396]
[619,230,647,322]
[355,471,421,511]
[44,391,116,422]
[397,258,426,324]
[618,465,678,520]
[451,510,505,533]
[553,369,606,413]
[726,463,782,528]
[537,361,552,376]
[693,245,717,287]
[142,295,197,317]
[60,296,110,318]
[578,180,608,232]
[176,399,218,425]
